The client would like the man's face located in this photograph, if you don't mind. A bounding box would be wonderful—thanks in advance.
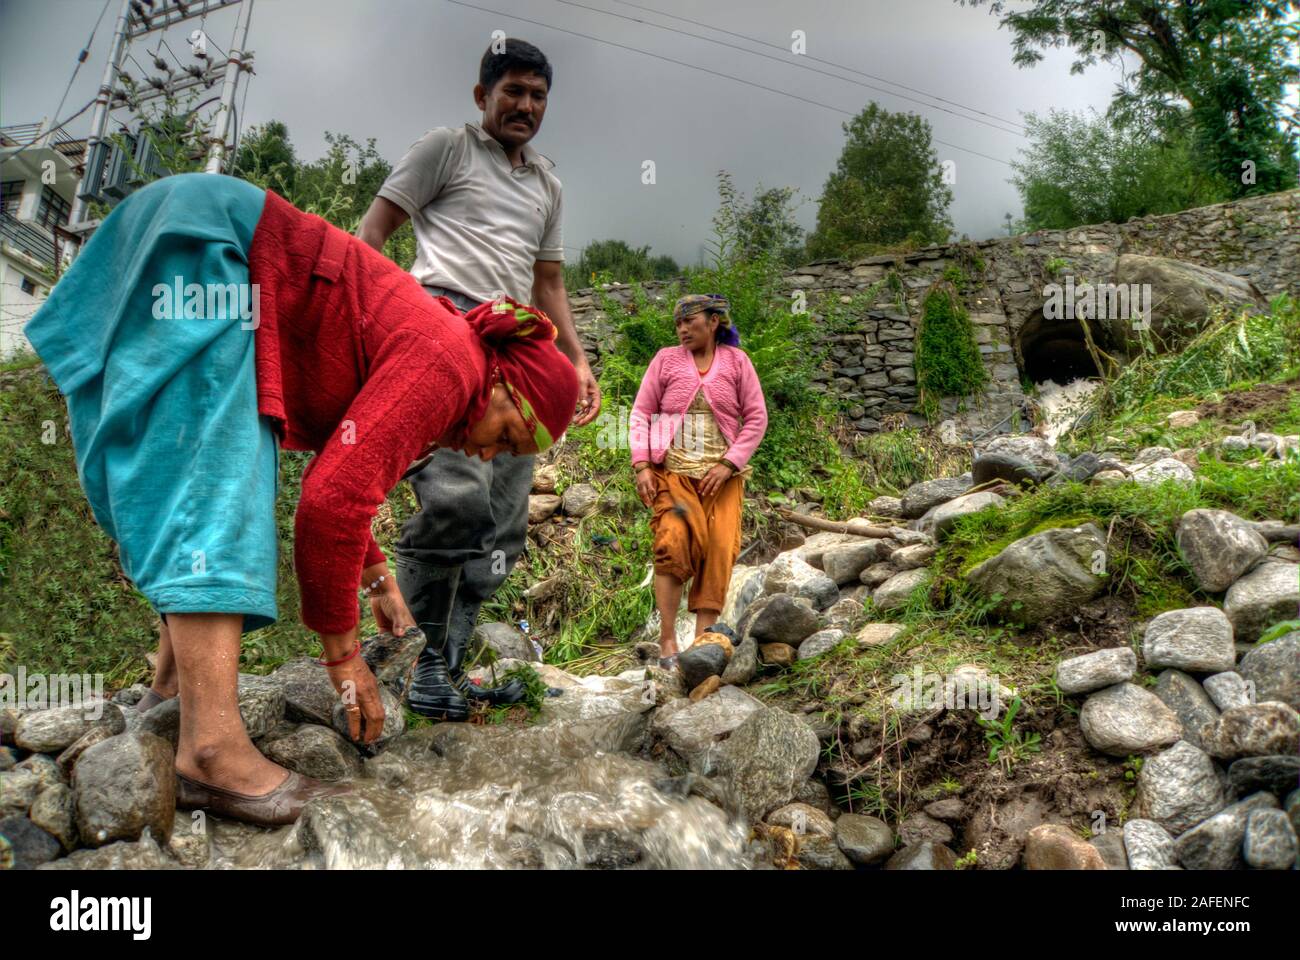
[475,68,549,150]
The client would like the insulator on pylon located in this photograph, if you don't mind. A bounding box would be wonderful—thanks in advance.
[131,1,148,19]
[153,56,171,73]
[148,76,166,90]
[186,65,204,79]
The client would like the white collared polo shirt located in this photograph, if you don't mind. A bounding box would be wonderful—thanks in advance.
[377,121,564,303]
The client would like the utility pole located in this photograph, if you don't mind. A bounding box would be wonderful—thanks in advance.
[67,0,256,233]
[204,0,254,173]
[67,0,132,228]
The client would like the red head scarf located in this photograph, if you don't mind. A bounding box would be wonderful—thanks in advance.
[462,297,579,451]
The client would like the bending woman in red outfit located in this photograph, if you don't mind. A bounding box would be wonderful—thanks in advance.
[25,174,579,825]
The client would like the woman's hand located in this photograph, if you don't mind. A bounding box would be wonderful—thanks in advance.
[635,464,656,507]
[698,462,734,499]
[319,629,387,745]
[370,581,415,635]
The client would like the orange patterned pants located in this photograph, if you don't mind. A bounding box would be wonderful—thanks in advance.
[649,465,745,613]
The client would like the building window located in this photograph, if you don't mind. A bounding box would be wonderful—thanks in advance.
[35,186,70,230]
[1,180,22,218]
[20,275,37,295]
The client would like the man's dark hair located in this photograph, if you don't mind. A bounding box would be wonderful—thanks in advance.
[479,38,552,91]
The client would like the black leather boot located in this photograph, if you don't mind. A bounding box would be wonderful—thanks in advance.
[444,594,529,707]
[396,559,469,721]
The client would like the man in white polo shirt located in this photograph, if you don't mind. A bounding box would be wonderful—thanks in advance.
[357,38,600,720]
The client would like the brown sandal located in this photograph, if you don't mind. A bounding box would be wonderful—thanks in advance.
[176,770,351,827]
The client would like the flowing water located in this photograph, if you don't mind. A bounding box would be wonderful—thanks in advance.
[207,672,760,870]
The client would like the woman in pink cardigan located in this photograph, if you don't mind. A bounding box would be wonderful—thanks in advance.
[631,295,768,669]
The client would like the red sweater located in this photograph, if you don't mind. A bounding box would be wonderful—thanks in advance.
[248,190,488,634]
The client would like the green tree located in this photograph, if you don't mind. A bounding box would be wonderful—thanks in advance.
[806,103,954,260]
[567,238,679,289]
[233,120,298,194]
[713,173,807,266]
[1012,109,1229,229]
[956,0,1299,197]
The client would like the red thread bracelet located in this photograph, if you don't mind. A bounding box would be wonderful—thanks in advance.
[318,641,361,667]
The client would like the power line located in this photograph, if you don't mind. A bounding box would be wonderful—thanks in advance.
[557,0,1027,137]
[443,0,1015,167]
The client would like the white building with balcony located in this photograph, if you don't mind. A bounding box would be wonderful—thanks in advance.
[0,120,86,359]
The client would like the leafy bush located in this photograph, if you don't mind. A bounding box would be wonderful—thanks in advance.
[914,282,987,419]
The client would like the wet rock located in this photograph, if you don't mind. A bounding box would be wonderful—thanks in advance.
[873,568,931,612]
[1061,452,1102,482]
[528,494,561,523]
[1136,740,1225,834]
[37,833,175,870]
[1203,702,1300,759]
[983,435,1060,473]
[1092,469,1127,484]
[859,562,897,588]
[924,798,965,821]
[261,724,364,781]
[531,463,559,494]
[1142,607,1237,674]
[1223,561,1300,643]
[471,622,538,664]
[884,841,957,870]
[0,747,14,771]
[1134,446,1174,465]
[0,707,17,745]
[920,491,1005,539]
[900,476,970,519]
[972,452,1048,488]
[898,812,953,846]
[0,816,61,869]
[166,827,210,869]
[137,697,180,749]
[747,593,821,645]
[1089,831,1129,870]
[890,543,936,570]
[856,623,905,648]
[16,753,63,792]
[1174,792,1278,869]
[835,813,895,865]
[824,597,864,626]
[1203,672,1252,711]
[763,552,823,595]
[1175,509,1268,593]
[361,627,427,688]
[561,482,600,518]
[796,834,854,870]
[678,643,728,690]
[720,637,758,685]
[795,573,840,611]
[73,732,175,847]
[1226,756,1300,799]
[1056,647,1136,695]
[298,794,404,869]
[759,643,796,668]
[868,495,904,517]
[1236,631,1299,710]
[717,708,820,821]
[797,628,845,661]
[235,674,287,740]
[28,783,77,850]
[822,541,891,585]
[13,702,125,754]
[1243,809,1297,870]
[966,524,1107,626]
[767,802,834,838]
[579,830,644,869]
[688,676,722,702]
[1131,457,1195,485]
[273,657,342,726]
[0,768,41,818]
[1153,669,1220,751]
[651,685,764,771]
[1123,819,1178,870]
[1079,683,1182,756]
[55,725,115,778]
[1023,824,1105,870]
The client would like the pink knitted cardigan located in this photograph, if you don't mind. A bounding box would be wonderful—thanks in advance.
[630,344,768,471]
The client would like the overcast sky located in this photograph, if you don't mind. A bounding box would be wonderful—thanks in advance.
[1,0,1125,263]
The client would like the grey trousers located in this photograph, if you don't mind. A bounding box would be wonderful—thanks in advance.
[394,283,534,644]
